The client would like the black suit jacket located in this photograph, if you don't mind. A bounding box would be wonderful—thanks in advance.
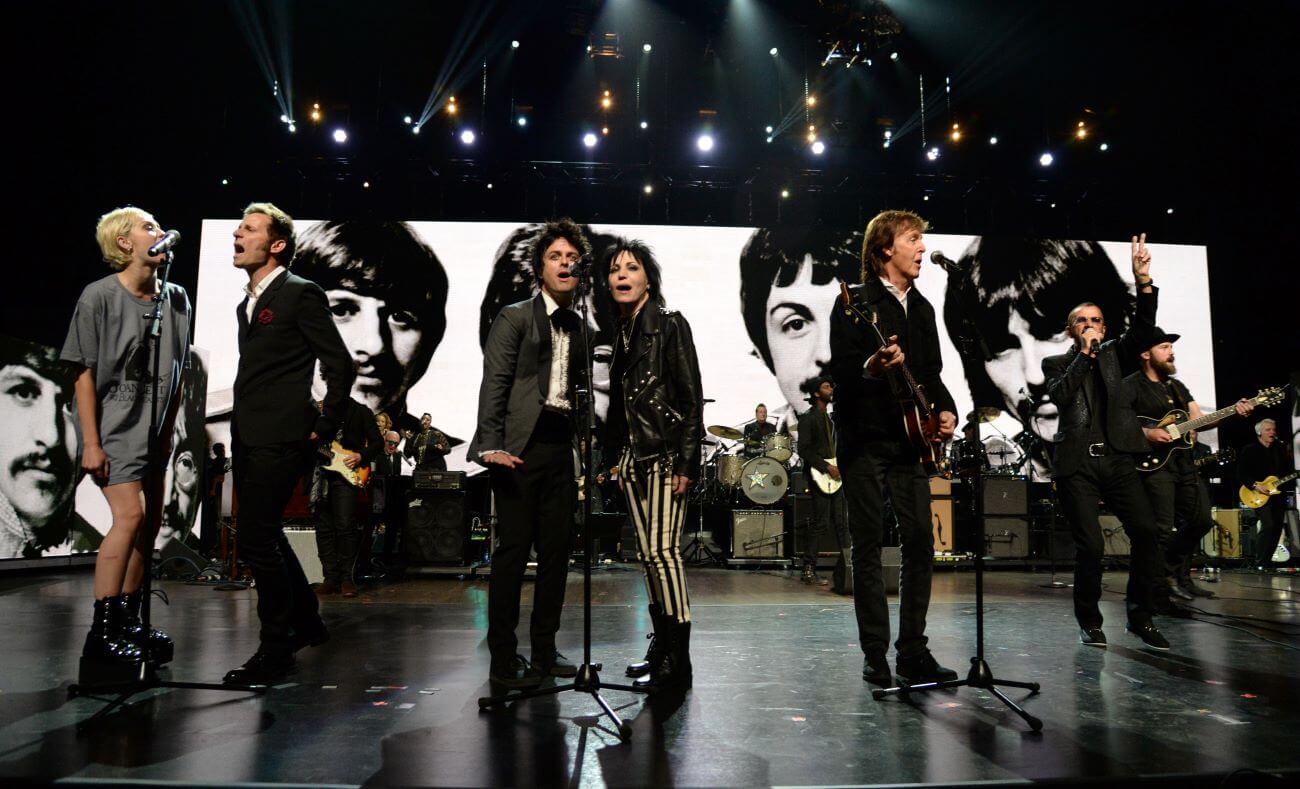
[797,407,836,474]
[469,294,585,461]
[829,277,956,452]
[233,270,355,447]
[1042,286,1158,478]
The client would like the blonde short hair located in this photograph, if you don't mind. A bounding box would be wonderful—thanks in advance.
[95,206,154,270]
[243,202,296,265]
[860,209,929,281]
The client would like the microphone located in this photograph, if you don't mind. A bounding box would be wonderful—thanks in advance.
[148,230,182,257]
[930,250,968,274]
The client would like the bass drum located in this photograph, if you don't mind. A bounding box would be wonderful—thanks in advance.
[741,456,788,505]
[716,454,744,487]
[763,433,793,462]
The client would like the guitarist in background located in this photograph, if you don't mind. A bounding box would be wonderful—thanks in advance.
[313,396,383,597]
[1121,328,1255,604]
[829,209,958,688]
[1239,419,1295,569]
[796,376,848,584]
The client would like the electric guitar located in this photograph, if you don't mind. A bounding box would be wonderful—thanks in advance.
[319,441,372,488]
[1240,471,1299,509]
[1135,386,1283,472]
[838,282,950,478]
[809,458,843,494]
[1193,447,1235,471]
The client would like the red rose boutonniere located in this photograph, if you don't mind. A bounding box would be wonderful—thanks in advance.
[257,308,274,325]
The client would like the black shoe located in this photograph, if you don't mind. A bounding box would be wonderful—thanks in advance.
[489,654,543,688]
[118,592,174,666]
[1176,573,1215,598]
[627,604,664,678]
[635,621,692,690]
[1167,579,1194,602]
[894,651,959,686]
[223,651,295,685]
[290,616,330,652]
[1126,621,1171,651]
[862,653,892,686]
[1153,599,1194,619]
[534,650,578,678]
[78,597,145,688]
[1079,627,1107,647]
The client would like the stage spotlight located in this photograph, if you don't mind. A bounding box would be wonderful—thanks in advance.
[769,47,778,56]
[866,58,873,66]
[989,136,998,145]
[517,116,527,127]
[806,95,816,107]
[403,115,412,125]
[460,129,476,145]
[640,120,648,129]
[696,133,714,152]
[279,114,288,123]
[1166,207,1174,214]
[1050,203,1057,208]
[412,125,421,135]
[950,123,962,142]
[448,96,458,116]
[333,128,348,144]
[923,195,930,202]
[883,130,893,140]
[310,108,321,122]
[583,132,598,148]
[288,123,296,133]
[1076,121,1087,139]
[883,140,891,149]
[487,183,494,190]
[221,178,229,185]
[780,188,790,199]
[602,126,609,135]
[363,181,370,189]
[643,43,652,53]
[890,51,899,61]
[511,40,520,49]
[765,125,773,134]
[926,147,939,161]
[765,136,773,143]
[811,140,826,155]
[1039,152,1054,166]
[601,96,612,109]
[1099,142,1109,151]
[644,184,653,194]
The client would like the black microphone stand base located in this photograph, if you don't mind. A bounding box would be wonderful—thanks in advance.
[477,663,648,741]
[871,657,1042,731]
[68,665,266,732]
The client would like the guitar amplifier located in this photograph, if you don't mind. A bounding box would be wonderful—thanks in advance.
[413,469,465,491]
[984,517,1029,558]
[983,476,1028,515]
[731,510,786,559]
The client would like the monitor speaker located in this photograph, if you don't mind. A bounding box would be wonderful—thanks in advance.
[983,476,1028,515]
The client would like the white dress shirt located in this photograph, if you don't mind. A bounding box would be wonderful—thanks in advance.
[540,290,574,413]
[243,265,287,323]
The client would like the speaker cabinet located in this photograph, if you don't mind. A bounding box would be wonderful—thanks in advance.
[404,491,468,564]
[984,517,1030,558]
[790,494,844,567]
[731,510,786,559]
[1205,507,1244,559]
[930,498,955,553]
[983,476,1028,515]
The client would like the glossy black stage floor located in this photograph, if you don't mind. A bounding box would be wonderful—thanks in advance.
[1,565,1298,788]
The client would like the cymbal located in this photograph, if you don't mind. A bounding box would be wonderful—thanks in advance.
[965,407,1002,424]
[707,425,744,440]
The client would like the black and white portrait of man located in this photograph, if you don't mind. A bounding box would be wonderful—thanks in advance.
[295,220,449,436]
[738,227,862,432]
[942,237,1134,478]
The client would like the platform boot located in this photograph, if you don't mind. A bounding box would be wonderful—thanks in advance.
[120,590,174,665]
[78,596,144,689]
[625,603,664,678]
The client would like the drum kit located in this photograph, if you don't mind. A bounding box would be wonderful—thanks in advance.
[948,406,1042,477]
[700,424,793,505]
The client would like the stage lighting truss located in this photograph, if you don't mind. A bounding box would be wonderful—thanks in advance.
[589,32,622,59]
[814,0,902,69]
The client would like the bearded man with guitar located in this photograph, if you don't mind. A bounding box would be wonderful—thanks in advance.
[1120,329,1261,604]
[1042,233,1168,650]
[796,376,849,585]
[829,209,958,688]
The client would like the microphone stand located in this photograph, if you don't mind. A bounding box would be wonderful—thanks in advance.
[69,250,265,729]
[477,260,648,741]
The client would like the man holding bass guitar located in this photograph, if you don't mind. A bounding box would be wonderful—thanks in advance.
[829,209,958,688]
[1120,328,1259,604]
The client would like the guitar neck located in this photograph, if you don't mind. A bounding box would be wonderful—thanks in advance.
[1177,404,1239,433]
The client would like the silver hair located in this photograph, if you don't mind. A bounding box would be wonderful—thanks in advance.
[1255,418,1276,435]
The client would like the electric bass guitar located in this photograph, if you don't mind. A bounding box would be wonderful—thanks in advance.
[838,283,950,478]
[319,441,372,488]
[1135,386,1283,472]
[809,458,843,494]
[1240,470,1299,509]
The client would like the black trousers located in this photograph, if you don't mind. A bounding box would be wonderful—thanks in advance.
[804,484,848,564]
[1141,457,1215,576]
[1055,453,1161,628]
[487,414,576,663]
[232,441,320,658]
[374,475,407,560]
[316,475,361,583]
[840,441,934,659]
[1254,497,1290,564]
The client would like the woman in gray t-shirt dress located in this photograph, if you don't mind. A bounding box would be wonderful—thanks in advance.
[60,206,191,687]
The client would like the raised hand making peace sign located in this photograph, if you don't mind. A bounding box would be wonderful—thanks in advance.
[1131,232,1153,287]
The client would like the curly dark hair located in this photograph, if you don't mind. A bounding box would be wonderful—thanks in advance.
[528,218,592,284]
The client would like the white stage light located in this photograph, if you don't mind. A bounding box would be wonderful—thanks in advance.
[989,136,998,145]
[1166,207,1174,214]
[644,184,653,194]
[811,140,826,155]
[517,116,527,127]
[780,189,790,199]
[926,147,939,161]
[221,178,229,185]
[583,132,598,148]
[643,43,652,53]
[287,123,296,133]
[1039,152,1054,166]
[403,115,412,125]
[333,128,348,143]
[279,114,288,123]
[363,181,370,189]
[460,129,476,145]
[890,51,899,61]
[696,134,714,152]
[640,120,648,129]
[1099,142,1109,151]
[511,40,520,49]
[765,125,773,134]
[769,47,778,56]
[412,125,420,135]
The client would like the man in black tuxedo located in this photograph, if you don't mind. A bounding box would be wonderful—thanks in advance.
[225,202,355,685]
[1042,233,1167,650]
[469,219,588,687]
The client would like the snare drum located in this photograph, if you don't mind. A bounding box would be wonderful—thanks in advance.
[741,456,788,505]
[762,433,792,462]
[716,454,744,487]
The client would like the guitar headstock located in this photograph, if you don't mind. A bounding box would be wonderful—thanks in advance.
[1255,386,1285,408]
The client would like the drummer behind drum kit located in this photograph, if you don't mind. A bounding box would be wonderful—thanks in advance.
[949,407,1042,477]
[702,425,793,506]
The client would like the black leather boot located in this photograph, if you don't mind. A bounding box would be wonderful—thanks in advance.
[635,619,692,690]
[625,603,663,678]
[78,596,144,689]
[120,591,174,665]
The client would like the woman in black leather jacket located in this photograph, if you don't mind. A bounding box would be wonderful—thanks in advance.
[602,237,704,691]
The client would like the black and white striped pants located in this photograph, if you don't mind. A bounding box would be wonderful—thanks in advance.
[617,451,691,623]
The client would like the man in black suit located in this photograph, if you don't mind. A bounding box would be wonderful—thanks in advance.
[796,377,848,583]
[1042,233,1167,650]
[225,202,355,685]
[829,210,958,689]
[469,219,588,687]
